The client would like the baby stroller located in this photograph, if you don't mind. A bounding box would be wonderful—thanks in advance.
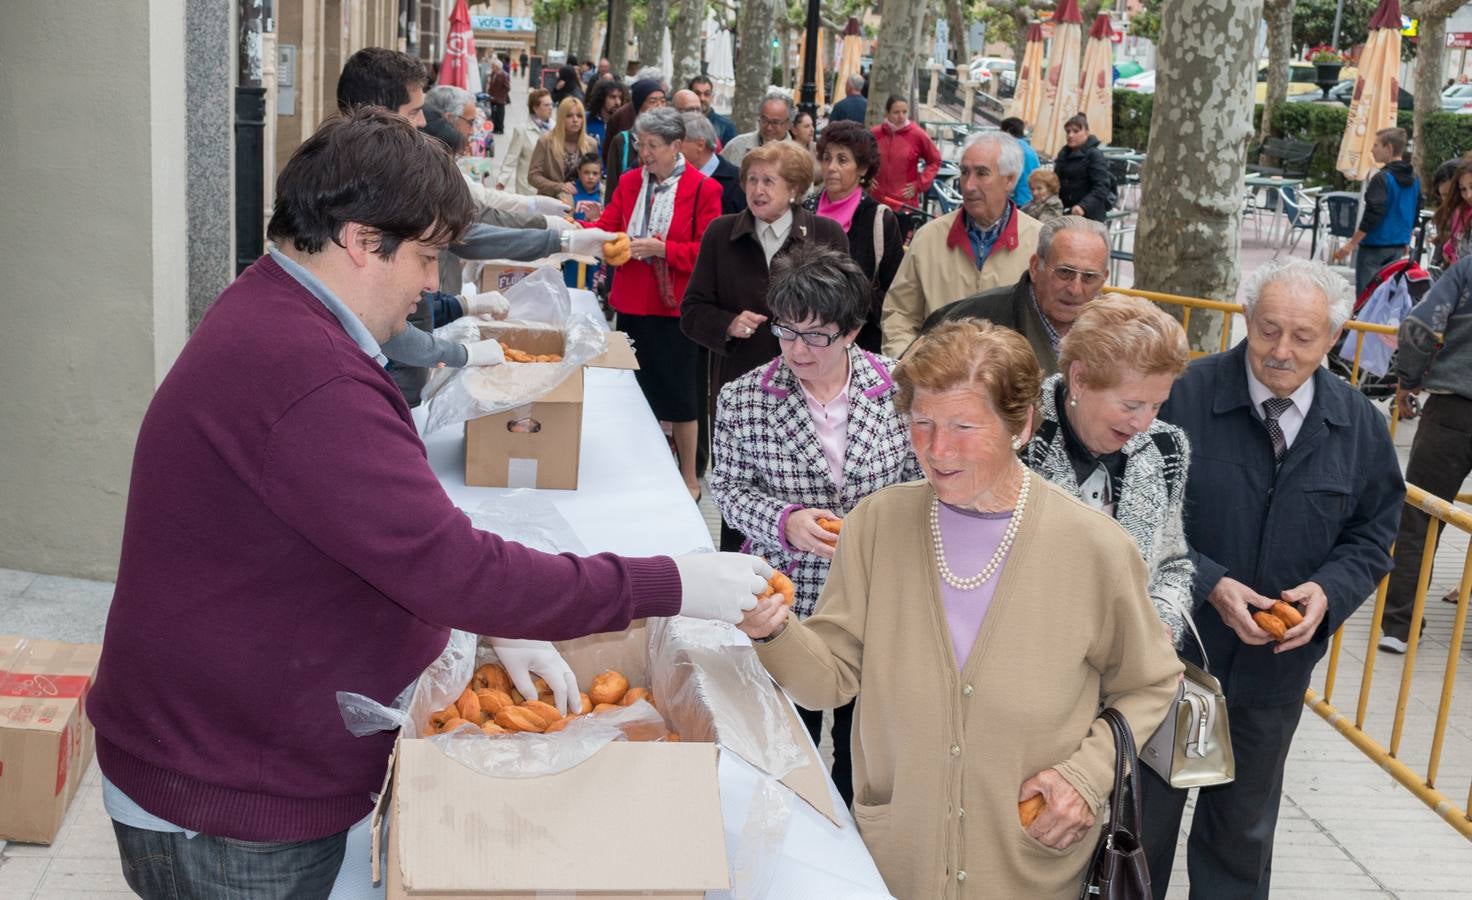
[1328,257,1431,399]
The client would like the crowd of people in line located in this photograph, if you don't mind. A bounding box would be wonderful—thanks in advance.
[82,43,1472,900]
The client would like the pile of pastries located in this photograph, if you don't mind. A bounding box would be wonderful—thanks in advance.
[424,663,677,740]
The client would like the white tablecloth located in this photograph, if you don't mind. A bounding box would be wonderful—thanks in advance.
[329,293,891,898]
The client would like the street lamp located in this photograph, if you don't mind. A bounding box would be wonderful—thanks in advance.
[798,0,820,117]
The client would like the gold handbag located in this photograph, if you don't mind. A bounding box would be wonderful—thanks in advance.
[1140,603,1235,789]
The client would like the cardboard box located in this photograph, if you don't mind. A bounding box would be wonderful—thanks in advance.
[0,636,101,843]
[464,324,639,490]
[477,255,593,293]
[372,622,839,898]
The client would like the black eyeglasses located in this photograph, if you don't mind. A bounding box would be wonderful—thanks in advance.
[771,322,841,347]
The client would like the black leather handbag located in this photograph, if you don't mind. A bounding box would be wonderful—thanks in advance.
[1080,708,1151,900]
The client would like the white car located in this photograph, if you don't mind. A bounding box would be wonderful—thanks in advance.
[1443,82,1472,111]
[1116,70,1156,94]
[968,57,1016,93]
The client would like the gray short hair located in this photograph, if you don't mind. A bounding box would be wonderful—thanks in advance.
[634,106,686,144]
[681,112,717,151]
[633,66,668,90]
[846,74,866,93]
[1242,259,1354,332]
[1036,216,1109,261]
[424,85,474,117]
[760,88,795,120]
[963,131,1023,178]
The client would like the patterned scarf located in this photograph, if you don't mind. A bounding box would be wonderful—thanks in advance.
[628,155,687,308]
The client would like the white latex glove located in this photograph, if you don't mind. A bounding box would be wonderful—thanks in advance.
[527,195,571,216]
[461,338,506,367]
[487,638,579,715]
[463,290,510,319]
[568,228,617,258]
[543,215,576,232]
[673,552,773,625]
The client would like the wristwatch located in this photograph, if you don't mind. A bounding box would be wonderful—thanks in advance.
[559,230,572,253]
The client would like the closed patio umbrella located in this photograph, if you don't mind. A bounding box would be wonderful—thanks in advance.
[1010,22,1046,129]
[833,18,864,103]
[1078,14,1114,144]
[1033,0,1084,157]
[1337,0,1402,181]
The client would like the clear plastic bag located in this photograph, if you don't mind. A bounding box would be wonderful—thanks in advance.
[335,628,478,739]
[465,489,587,556]
[647,617,806,781]
[420,268,608,436]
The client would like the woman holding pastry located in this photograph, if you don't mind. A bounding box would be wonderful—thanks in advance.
[584,106,723,500]
[709,244,919,804]
[739,320,1181,899]
[1018,293,1194,648]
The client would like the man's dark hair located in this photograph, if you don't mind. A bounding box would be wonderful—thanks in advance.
[568,54,580,67]
[688,74,713,90]
[815,119,880,188]
[337,47,427,114]
[999,117,1026,138]
[767,243,871,336]
[268,108,473,259]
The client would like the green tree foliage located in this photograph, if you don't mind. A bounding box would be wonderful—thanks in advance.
[1127,0,1163,41]
[1292,0,1375,50]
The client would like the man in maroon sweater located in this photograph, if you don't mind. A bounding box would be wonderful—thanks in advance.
[89,109,769,899]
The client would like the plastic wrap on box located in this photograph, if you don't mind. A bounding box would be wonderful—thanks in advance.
[648,617,806,781]
[336,628,477,739]
[420,268,607,436]
[465,489,587,556]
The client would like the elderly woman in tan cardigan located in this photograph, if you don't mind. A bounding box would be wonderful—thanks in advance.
[739,320,1182,900]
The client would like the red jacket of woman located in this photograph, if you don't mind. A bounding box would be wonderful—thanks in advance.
[870,121,942,211]
[589,164,723,317]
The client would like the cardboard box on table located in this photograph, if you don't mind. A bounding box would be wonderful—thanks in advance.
[477,254,594,294]
[0,636,101,843]
[372,621,841,898]
[464,322,639,490]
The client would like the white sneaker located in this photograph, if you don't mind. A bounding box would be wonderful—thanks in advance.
[1378,635,1408,654]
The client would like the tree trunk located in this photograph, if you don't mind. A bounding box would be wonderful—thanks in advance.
[1408,1,1463,191]
[867,0,927,125]
[734,0,778,131]
[947,0,968,72]
[608,0,632,75]
[671,0,706,88]
[637,0,670,70]
[1256,0,1294,153]
[1133,0,1265,351]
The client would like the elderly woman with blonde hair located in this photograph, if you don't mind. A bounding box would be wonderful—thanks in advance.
[739,319,1181,899]
[1020,292,1194,646]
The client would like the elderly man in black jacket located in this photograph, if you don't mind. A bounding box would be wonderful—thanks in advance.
[917,216,1109,372]
[1141,258,1404,899]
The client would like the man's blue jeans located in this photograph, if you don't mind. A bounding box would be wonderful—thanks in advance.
[112,820,347,899]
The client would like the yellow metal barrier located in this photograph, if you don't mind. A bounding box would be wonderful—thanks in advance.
[1107,286,1407,434]
[1304,484,1472,839]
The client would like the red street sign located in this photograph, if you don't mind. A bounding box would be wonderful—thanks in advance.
[1448,32,1472,49]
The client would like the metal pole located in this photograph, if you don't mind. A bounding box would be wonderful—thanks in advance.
[236,0,267,275]
[1331,0,1346,50]
[799,0,820,116]
[602,0,615,60]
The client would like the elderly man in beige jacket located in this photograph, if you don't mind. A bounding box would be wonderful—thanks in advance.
[881,132,1042,358]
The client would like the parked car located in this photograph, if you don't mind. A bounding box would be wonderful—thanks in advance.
[1116,70,1155,94]
[1442,82,1472,111]
[1255,61,1357,102]
[968,57,1016,96]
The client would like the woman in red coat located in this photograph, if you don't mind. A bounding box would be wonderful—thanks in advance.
[869,95,942,211]
[589,106,723,500]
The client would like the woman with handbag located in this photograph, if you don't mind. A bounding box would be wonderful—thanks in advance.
[585,107,722,501]
[738,320,1182,899]
[1018,292,1194,648]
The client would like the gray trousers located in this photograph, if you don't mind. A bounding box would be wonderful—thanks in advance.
[1353,243,1404,299]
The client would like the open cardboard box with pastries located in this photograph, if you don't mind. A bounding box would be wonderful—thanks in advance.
[370,619,840,898]
[462,320,638,490]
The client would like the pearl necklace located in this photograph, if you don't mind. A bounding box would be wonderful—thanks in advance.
[930,469,1030,591]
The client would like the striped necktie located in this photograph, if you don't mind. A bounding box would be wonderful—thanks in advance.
[1262,397,1294,464]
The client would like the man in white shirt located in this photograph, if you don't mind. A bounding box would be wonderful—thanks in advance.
[720,89,795,166]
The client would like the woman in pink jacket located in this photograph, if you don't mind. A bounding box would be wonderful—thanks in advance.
[870,96,942,212]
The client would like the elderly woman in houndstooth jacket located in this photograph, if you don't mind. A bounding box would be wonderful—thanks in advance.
[1019,292,1194,646]
[709,243,921,805]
